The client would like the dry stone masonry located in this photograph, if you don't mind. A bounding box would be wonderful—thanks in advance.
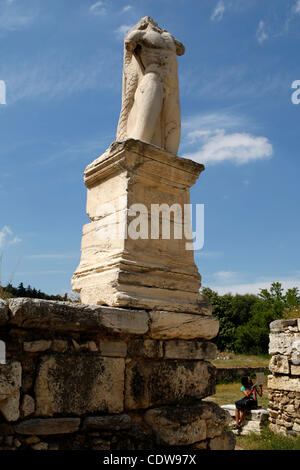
[0,298,235,450]
[268,318,300,435]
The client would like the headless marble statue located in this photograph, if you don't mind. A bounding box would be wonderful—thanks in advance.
[116,17,185,155]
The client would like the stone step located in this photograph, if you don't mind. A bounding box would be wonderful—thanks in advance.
[221,404,269,435]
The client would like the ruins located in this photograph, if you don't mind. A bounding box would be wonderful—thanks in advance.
[0,17,235,450]
[268,318,300,435]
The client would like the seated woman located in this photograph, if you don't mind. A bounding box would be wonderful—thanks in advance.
[234,376,263,429]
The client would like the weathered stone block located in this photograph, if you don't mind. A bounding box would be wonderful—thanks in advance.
[293,422,300,433]
[149,311,219,340]
[35,354,125,416]
[20,394,35,418]
[125,359,215,409]
[24,340,52,353]
[291,364,300,376]
[270,319,298,333]
[99,341,127,357]
[8,298,149,335]
[0,392,20,422]
[100,308,149,335]
[0,361,21,399]
[127,339,163,358]
[15,418,80,435]
[82,414,132,431]
[164,340,217,360]
[0,360,22,422]
[8,298,103,331]
[0,299,9,326]
[144,405,207,445]
[269,355,290,374]
[267,375,300,393]
[31,442,49,450]
[269,333,294,355]
[144,402,230,446]
[205,402,232,438]
[209,430,235,450]
[291,351,300,365]
[51,340,68,352]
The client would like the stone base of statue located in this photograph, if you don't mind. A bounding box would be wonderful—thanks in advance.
[72,139,211,314]
[0,298,235,450]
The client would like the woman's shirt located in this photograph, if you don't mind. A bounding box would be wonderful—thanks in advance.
[241,385,257,400]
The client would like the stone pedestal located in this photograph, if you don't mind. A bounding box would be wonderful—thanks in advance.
[72,139,209,314]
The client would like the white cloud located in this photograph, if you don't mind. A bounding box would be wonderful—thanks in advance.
[207,279,300,295]
[2,49,119,105]
[184,129,273,165]
[213,270,239,283]
[89,1,106,16]
[122,5,132,13]
[0,0,37,32]
[293,0,300,14]
[114,24,132,39]
[185,129,213,144]
[256,20,268,44]
[183,111,250,134]
[211,0,226,22]
[0,226,11,249]
[0,226,22,249]
[8,236,22,245]
[182,110,272,165]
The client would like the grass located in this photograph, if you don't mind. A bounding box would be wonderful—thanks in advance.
[284,307,300,319]
[212,352,270,369]
[204,381,269,409]
[236,426,300,450]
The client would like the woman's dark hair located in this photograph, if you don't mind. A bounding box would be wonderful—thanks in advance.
[241,376,249,387]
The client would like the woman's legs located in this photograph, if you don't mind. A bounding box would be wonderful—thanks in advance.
[235,408,240,426]
[235,406,247,427]
[240,409,246,425]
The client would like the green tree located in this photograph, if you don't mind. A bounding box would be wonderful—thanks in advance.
[202,282,300,354]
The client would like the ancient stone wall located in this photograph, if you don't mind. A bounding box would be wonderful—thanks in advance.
[216,366,268,385]
[0,298,235,450]
[268,318,300,435]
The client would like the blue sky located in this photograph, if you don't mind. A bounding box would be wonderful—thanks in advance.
[0,0,300,296]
